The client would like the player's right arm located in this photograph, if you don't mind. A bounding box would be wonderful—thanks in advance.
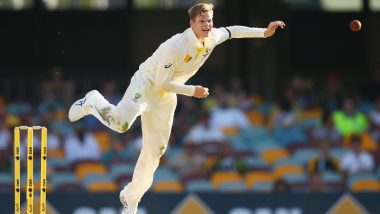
[154,46,198,97]
[193,86,209,98]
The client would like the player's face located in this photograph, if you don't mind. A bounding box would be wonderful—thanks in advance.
[190,11,213,41]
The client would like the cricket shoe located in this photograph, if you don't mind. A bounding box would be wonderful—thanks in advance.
[121,204,137,214]
[68,90,100,122]
[120,189,137,214]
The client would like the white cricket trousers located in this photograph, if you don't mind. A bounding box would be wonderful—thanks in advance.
[89,71,177,207]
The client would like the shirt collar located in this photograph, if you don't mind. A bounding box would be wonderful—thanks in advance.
[185,28,211,48]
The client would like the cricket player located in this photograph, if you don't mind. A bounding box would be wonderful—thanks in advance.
[68,3,285,214]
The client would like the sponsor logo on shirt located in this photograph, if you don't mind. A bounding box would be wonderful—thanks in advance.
[184,54,192,62]
[132,93,142,103]
[195,47,211,59]
[164,63,172,69]
[202,48,211,57]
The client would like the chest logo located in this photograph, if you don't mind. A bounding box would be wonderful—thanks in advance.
[184,54,192,63]
[195,47,211,59]
[202,48,211,57]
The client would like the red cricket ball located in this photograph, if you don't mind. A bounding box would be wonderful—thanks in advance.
[350,20,361,32]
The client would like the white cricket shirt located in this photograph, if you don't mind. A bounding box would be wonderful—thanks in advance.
[138,26,266,96]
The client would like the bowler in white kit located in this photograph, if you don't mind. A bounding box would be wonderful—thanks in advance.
[68,3,285,214]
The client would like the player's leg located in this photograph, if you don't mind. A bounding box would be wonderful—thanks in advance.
[120,94,177,211]
[68,73,148,133]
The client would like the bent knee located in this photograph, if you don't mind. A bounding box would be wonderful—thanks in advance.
[113,122,130,133]
[115,129,127,134]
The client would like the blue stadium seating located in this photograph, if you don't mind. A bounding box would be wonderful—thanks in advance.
[185,180,214,192]
[251,181,273,192]
[218,181,247,192]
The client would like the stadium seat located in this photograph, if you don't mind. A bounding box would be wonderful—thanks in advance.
[75,162,108,180]
[165,146,183,160]
[153,167,179,183]
[348,173,378,187]
[241,126,274,145]
[246,110,265,126]
[282,173,308,184]
[273,125,308,146]
[222,127,240,136]
[109,164,135,180]
[93,131,112,153]
[152,180,184,193]
[245,171,274,188]
[82,174,113,187]
[273,164,304,179]
[87,181,118,192]
[329,147,347,160]
[274,158,300,167]
[48,149,65,158]
[0,172,12,184]
[0,173,13,192]
[261,148,290,165]
[48,158,70,168]
[302,108,323,120]
[251,141,281,153]
[244,156,269,169]
[7,102,32,115]
[351,179,380,192]
[185,180,214,192]
[211,171,242,188]
[227,134,246,149]
[251,181,273,192]
[343,132,378,152]
[218,181,247,192]
[321,172,343,183]
[51,172,78,189]
[360,132,378,151]
[292,148,319,166]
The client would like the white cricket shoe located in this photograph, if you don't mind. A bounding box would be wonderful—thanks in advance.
[121,204,137,214]
[119,188,126,205]
[120,188,137,214]
[68,90,100,122]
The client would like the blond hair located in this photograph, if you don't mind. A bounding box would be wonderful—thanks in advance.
[188,3,214,21]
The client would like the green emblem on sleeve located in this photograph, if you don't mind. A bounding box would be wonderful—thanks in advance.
[132,93,142,103]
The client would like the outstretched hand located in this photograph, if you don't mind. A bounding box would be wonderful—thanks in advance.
[264,20,286,38]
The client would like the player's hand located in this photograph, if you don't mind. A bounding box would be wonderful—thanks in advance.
[193,86,209,99]
[264,20,286,38]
